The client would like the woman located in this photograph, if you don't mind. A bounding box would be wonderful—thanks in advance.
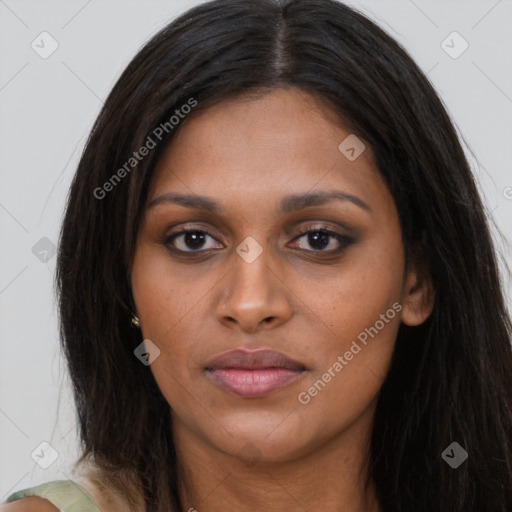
[3,0,512,510]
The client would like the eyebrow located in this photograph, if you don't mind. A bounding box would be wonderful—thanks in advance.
[148,190,371,213]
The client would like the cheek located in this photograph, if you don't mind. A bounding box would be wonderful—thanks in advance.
[294,230,404,418]
[294,226,404,345]
[131,242,206,340]
[130,243,217,400]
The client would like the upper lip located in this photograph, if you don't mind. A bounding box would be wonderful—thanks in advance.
[205,349,306,371]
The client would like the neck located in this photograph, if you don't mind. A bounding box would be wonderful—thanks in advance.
[173,402,381,512]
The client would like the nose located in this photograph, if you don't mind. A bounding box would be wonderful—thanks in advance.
[215,241,294,333]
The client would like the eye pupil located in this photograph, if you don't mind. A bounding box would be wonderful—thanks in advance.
[309,230,330,250]
[185,231,206,249]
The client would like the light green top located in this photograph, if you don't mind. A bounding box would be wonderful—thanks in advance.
[4,480,102,512]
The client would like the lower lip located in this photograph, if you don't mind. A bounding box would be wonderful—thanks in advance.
[207,368,304,398]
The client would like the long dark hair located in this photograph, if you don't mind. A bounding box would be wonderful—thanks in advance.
[56,0,512,510]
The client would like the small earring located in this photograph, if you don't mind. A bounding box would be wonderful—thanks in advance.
[131,315,141,328]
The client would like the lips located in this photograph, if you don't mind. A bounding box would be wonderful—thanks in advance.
[205,349,306,398]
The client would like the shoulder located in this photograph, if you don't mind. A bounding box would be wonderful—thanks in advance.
[0,496,59,511]
[73,463,145,512]
[1,476,107,512]
[1,463,144,512]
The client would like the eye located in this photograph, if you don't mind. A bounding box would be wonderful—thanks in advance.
[163,229,223,253]
[288,226,354,253]
[162,225,354,256]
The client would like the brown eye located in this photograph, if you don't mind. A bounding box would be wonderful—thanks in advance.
[289,228,355,253]
[164,229,223,252]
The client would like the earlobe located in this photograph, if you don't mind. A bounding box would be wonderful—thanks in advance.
[400,266,436,326]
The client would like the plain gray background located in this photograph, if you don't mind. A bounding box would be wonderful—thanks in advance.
[1,0,511,498]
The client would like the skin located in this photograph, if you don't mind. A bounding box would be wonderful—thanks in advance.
[130,87,435,512]
[0,498,58,512]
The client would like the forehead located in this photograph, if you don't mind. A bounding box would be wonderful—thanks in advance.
[148,88,387,212]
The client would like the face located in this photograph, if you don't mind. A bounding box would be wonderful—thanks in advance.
[131,87,433,465]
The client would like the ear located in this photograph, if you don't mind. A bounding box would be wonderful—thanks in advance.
[400,234,436,327]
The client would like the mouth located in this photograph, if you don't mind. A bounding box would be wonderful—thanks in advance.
[204,349,307,398]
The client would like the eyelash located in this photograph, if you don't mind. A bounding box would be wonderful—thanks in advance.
[162,225,355,256]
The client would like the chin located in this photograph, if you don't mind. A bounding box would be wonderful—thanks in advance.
[205,412,319,464]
